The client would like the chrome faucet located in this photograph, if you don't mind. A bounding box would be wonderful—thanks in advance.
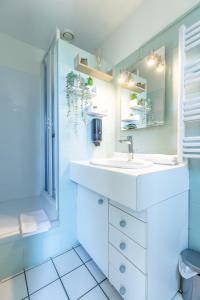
[119,135,134,160]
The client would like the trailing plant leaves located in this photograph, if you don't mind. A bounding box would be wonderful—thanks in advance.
[66,71,94,134]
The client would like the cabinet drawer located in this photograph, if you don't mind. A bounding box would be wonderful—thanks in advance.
[109,245,146,300]
[109,225,146,273]
[109,205,146,248]
[109,200,147,222]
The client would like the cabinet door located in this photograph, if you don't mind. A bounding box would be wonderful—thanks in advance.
[77,185,108,276]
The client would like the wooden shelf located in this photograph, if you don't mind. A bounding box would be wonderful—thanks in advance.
[74,55,113,82]
[120,82,145,93]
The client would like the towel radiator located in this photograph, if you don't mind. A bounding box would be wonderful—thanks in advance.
[178,20,200,161]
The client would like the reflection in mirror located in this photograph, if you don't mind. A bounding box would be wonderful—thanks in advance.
[119,47,165,130]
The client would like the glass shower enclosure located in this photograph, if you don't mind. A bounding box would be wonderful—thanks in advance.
[0,36,59,241]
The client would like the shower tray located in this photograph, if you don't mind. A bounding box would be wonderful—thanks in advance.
[0,194,58,242]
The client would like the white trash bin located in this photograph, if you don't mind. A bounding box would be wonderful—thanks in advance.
[180,249,200,300]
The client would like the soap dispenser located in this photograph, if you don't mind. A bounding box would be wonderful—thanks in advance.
[91,118,102,146]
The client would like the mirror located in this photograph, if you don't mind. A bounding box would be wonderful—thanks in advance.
[119,47,165,130]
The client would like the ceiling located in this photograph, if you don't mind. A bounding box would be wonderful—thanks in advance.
[0,0,145,52]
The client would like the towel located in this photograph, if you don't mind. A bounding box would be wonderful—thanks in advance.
[145,154,178,165]
[20,210,51,236]
[0,215,20,239]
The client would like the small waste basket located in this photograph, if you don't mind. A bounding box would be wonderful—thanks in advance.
[180,249,200,300]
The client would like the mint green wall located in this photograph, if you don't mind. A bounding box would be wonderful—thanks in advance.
[115,5,200,251]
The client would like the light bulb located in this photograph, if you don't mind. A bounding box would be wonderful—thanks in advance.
[156,62,165,72]
[118,73,126,84]
[147,53,157,67]
[128,80,136,87]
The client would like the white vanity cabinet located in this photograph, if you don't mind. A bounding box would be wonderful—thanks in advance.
[77,185,108,276]
[71,161,189,300]
[108,192,188,300]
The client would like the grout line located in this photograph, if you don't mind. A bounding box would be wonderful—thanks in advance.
[0,270,25,284]
[0,245,79,284]
[73,247,92,264]
[28,278,60,297]
[24,258,51,273]
[97,283,110,299]
[25,246,78,274]
[99,279,110,299]
[50,257,70,300]
[59,263,84,279]
[73,243,81,249]
[78,278,108,300]
[77,284,98,299]
[99,278,107,285]
[24,269,30,298]
[1,244,110,300]
[72,247,109,300]
[52,247,74,259]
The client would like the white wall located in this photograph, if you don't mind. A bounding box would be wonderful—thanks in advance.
[101,0,199,65]
[0,33,45,202]
[0,33,44,75]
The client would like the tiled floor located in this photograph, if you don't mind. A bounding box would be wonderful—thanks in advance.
[0,245,123,300]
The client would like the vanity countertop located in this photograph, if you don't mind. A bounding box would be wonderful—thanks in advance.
[70,160,189,211]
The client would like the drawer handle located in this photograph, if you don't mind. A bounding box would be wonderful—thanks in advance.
[119,242,126,251]
[119,220,126,228]
[98,199,104,205]
[119,264,126,273]
[119,286,126,296]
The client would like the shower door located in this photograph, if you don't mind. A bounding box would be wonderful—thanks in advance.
[43,41,58,204]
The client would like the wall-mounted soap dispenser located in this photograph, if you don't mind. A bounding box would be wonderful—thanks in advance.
[91,118,102,146]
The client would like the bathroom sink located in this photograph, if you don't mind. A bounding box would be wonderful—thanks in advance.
[71,160,188,210]
[90,158,152,169]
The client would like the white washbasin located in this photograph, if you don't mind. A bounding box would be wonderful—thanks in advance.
[90,158,152,169]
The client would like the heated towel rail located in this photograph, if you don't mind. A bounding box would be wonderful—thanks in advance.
[178,20,200,160]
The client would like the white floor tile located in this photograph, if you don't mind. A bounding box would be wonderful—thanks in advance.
[0,273,27,300]
[53,249,82,276]
[26,260,58,294]
[100,279,123,300]
[62,265,96,300]
[30,280,68,300]
[86,260,106,283]
[80,286,107,300]
[74,245,91,263]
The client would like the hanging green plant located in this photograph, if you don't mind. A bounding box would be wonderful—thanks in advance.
[66,71,95,134]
